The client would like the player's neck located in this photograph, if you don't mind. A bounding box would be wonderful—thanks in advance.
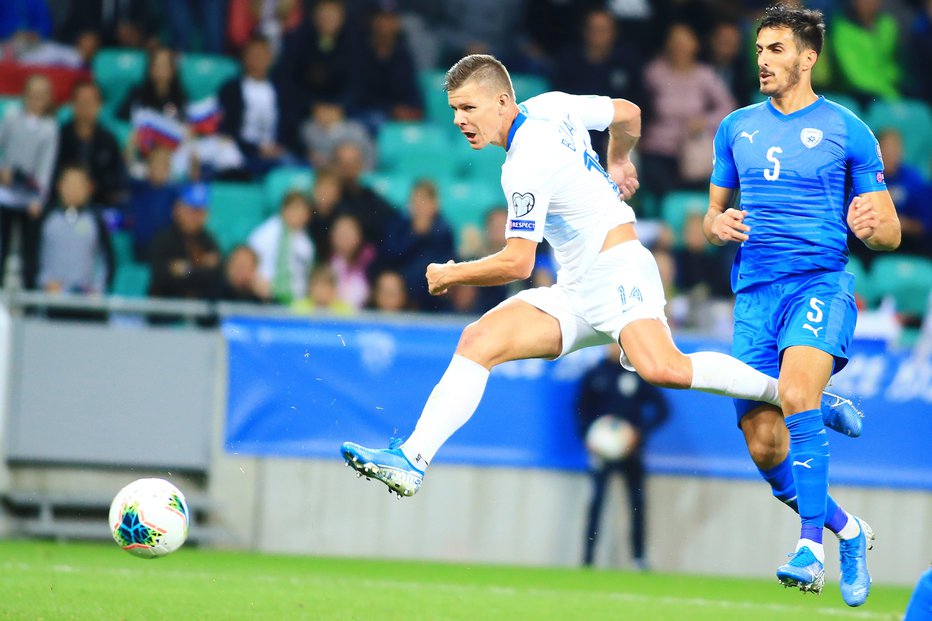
[768,84,818,115]
[497,105,522,149]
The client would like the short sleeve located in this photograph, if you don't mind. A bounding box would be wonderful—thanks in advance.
[710,114,739,189]
[844,114,886,195]
[524,92,614,131]
[501,142,557,243]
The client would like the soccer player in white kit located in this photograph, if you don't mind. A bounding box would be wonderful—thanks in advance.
[341,54,861,498]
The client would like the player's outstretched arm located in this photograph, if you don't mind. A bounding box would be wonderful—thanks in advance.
[847,190,901,251]
[426,237,538,295]
[704,183,748,246]
[606,99,641,200]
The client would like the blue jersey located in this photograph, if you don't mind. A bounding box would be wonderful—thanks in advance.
[711,96,886,293]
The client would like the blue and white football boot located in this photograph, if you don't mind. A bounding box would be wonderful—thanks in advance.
[341,439,424,498]
[777,546,825,594]
[820,390,863,438]
[839,517,875,607]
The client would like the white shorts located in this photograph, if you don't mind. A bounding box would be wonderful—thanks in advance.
[512,240,670,370]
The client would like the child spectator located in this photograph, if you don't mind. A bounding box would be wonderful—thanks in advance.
[247,191,314,304]
[38,165,114,295]
[291,264,353,315]
[308,168,343,263]
[128,146,179,261]
[328,213,374,310]
[370,269,410,313]
[217,244,268,303]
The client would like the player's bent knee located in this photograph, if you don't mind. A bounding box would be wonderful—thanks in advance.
[455,320,505,368]
[779,383,820,416]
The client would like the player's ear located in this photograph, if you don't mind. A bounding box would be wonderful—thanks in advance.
[802,49,818,72]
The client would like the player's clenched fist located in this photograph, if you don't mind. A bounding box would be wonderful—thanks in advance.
[711,208,750,244]
[426,260,455,295]
[847,195,878,241]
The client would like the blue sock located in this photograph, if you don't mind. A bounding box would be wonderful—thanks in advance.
[757,455,848,534]
[785,409,829,545]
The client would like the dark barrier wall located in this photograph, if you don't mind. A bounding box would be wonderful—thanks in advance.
[225,316,932,490]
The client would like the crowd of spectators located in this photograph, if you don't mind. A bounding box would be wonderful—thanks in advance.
[0,0,929,327]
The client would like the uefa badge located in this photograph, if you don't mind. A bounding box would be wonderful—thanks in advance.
[800,128,823,149]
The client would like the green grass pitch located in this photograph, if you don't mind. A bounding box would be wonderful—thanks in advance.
[0,540,912,621]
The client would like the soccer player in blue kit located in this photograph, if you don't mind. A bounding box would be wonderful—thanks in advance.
[705,4,901,605]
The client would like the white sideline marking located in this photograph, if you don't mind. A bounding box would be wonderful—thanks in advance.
[2,562,893,619]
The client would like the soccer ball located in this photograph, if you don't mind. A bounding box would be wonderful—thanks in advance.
[585,415,636,461]
[109,478,190,558]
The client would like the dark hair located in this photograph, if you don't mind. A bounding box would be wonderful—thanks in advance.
[242,34,271,52]
[228,244,259,265]
[71,79,101,100]
[141,48,187,109]
[58,162,92,181]
[281,190,312,211]
[444,54,514,99]
[757,3,825,55]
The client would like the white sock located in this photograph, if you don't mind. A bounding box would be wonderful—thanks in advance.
[401,354,490,469]
[687,352,780,407]
[836,513,861,540]
[797,538,825,563]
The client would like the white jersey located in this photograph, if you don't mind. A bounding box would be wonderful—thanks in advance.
[502,91,636,284]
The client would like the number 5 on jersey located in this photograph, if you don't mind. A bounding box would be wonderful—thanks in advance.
[764,146,782,181]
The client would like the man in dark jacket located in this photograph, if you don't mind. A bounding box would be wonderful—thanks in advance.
[148,182,221,301]
[577,343,670,570]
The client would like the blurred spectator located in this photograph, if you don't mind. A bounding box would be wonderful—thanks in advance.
[351,2,423,132]
[672,213,732,328]
[301,99,375,170]
[0,0,52,41]
[523,0,586,63]
[908,0,932,106]
[228,0,303,58]
[433,0,529,70]
[38,165,114,295]
[218,35,298,179]
[552,9,644,157]
[328,213,375,310]
[0,74,57,289]
[166,0,227,54]
[117,48,187,122]
[640,23,734,197]
[54,81,126,210]
[369,269,411,312]
[458,206,511,312]
[128,146,178,261]
[56,0,156,49]
[576,342,669,570]
[381,179,455,312]
[704,21,751,109]
[867,129,931,259]
[308,168,343,263]
[277,0,357,113]
[148,182,222,301]
[831,0,901,103]
[290,263,353,315]
[332,141,395,246]
[216,244,268,303]
[247,191,314,304]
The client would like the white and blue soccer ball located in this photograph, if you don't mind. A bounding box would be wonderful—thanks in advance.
[109,478,189,558]
[585,415,636,462]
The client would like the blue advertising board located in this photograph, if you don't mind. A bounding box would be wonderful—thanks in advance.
[224,316,932,490]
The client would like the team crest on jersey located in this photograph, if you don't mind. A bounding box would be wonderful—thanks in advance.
[512,192,535,217]
[800,128,823,149]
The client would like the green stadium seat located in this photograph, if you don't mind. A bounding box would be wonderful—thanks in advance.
[0,96,22,120]
[362,171,418,209]
[439,179,503,238]
[511,73,549,101]
[844,254,874,307]
[869,255,932,316]
[206,182,267,253]
[660,191,708,245]
[822,93,862,117]
[111,263,151,297]
[92,49,147,113]
[865,99,932,174]
[454,138,505,182]
[264,167,314,213]
[377,121,457,178]
[56,104,73,124]
[109,231,135,267]
[419,69,451,125]
[180,54,240,101]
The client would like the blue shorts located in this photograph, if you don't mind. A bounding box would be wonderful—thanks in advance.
[732,270,858,423]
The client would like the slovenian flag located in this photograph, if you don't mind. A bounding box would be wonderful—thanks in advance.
[187,97,222,136]
[131,108,185,155]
